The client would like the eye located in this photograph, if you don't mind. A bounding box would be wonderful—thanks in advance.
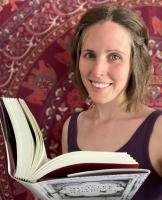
[109,53,121,61]
[82,51,96,59]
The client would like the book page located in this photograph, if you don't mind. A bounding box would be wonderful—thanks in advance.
[2,97,48,182]
[2,98,35,179]
[34,151,138,181]
[19,99,48,170]
[0,102,16,175]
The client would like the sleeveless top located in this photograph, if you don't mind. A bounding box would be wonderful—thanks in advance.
[67,110,162,200]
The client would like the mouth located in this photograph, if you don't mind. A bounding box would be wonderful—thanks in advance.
[91,81,112,89]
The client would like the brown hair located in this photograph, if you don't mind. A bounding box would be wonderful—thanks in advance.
[71,6,152,111]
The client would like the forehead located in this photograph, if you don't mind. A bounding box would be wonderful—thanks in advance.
[81,21,132,52]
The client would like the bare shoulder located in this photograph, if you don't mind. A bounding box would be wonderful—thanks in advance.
[155,110,162,126]
[61,111,87,153]
[61,116,71,154]
[153,110,162,136]
[149,110,162,176]
[153,111,162,139]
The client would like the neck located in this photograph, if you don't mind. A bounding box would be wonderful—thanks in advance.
[89,101,144,121]
[90,102,124,121]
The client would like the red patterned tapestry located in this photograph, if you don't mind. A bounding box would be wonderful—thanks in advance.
[0,0,162,199]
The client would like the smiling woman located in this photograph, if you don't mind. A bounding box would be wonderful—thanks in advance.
[71,7,152,111]
[61,6,162,200]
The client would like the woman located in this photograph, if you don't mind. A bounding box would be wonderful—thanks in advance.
[62,7,162,199]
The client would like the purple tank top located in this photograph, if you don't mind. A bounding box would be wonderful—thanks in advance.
[67,110,162,200]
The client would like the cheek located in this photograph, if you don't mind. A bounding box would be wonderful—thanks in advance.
[111,64,131,81]
[79,59,89,77]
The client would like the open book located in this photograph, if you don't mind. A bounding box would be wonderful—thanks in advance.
[0,97,150,200]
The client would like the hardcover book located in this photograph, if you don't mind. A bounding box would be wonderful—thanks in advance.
[0,97,150,200]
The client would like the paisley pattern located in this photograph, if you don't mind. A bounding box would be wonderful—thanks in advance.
[0,0,162,199]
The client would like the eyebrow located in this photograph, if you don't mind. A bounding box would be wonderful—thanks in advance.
[81,49,127,55]
[81,49,94,52]
[106,49,127,55]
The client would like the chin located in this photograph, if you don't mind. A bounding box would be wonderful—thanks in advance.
[90,91,126,105]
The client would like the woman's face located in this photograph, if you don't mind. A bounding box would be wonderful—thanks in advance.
[79,20,132,105]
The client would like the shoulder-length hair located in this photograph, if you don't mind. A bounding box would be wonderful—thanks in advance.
[71,6,152,111]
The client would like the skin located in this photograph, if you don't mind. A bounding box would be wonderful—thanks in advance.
[79,21,132,105]
[62,20,162,177]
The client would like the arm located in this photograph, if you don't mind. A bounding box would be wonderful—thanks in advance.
[61,116,71,154]
[149,115,162,177]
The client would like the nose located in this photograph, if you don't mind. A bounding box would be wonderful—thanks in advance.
[92,58,108,78]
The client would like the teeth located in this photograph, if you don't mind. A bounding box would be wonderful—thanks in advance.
[91,81,110,88]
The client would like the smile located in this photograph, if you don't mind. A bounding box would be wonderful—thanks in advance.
[91,81,111,89]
